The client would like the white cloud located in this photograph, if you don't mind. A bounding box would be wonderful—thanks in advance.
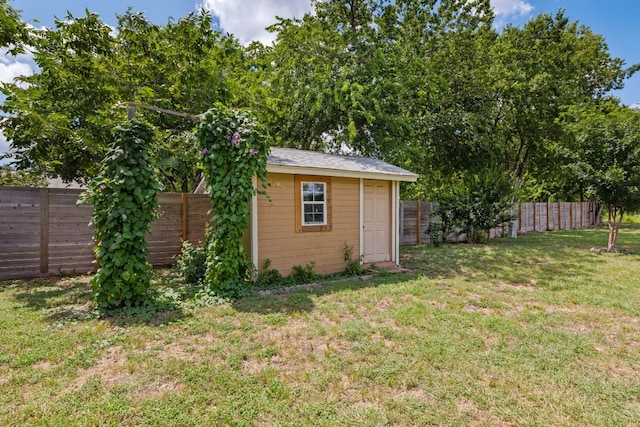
[491,0,534,17]
[200,1,536,44]
[630,103,640,110]
[199,0,313,45]
[0,51,35,86]
[0,131,13,165]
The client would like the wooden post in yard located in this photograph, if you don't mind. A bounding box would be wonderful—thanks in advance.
[518,203,522,233]
[181,192,188,242]
[580,202,584,228]
[39,188,49,275]
[416,201,421,245]
[557,203,561,230]
[546,201,550,231]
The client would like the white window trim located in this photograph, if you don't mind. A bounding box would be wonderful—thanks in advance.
[301,181,327,226]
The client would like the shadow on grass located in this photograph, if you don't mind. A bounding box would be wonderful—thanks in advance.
[6,273,193,326]
[233,224,640,315]
[232,273,410,314]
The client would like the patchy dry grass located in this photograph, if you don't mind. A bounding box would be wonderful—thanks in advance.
[1,224,639,425]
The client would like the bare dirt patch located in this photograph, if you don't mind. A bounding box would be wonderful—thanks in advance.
[64,345,130,393]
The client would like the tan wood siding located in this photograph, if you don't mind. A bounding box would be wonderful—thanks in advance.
[257,173,360,276]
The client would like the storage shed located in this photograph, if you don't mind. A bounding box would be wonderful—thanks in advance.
[197,147,418,276]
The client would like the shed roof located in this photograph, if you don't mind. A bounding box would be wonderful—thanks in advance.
[267,147,418,182]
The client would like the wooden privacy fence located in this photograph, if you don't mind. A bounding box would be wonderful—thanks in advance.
[399,201,601,246]
[0,187,210,281]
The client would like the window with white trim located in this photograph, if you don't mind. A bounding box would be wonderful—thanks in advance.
[302,181,326,225]
[294,175,332,233]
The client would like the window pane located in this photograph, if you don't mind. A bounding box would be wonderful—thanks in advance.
[312,204,323,214]
[302,183,313,201]
[304,213,315,223]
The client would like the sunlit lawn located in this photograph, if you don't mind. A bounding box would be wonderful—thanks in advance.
[1,224,639,426]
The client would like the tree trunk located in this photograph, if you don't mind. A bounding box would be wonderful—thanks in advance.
[607,206,624,251]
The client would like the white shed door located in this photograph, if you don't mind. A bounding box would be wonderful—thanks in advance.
[363,181,390,263]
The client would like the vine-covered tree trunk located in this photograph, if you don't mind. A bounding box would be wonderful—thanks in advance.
[80,120,162,309]
[196,103,270,298]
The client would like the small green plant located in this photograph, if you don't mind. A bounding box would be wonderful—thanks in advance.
[343,242,363,276]
[256,259,283,288]
[175,240,207,285]
[427,221,447,247]
[290,262,318,285]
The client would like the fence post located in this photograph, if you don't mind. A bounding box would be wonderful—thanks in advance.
[39,188,49,275]
[518,203,522,232]
[558,203,562,230]
[546,201,550,231]
[181,192,188,242]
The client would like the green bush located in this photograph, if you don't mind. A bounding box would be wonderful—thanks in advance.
[256,259,283,288]
[290,262,319,285]
[175,240,207,285]
[427,221,447,247]
[343,243,363,276]
[434,170,517,244]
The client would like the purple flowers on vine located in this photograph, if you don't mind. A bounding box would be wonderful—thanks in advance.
[200,148,208,156]
[249,148,258,156]
[227,132,242,146]
[99,184,106,190]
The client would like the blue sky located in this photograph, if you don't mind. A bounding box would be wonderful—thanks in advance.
[1,0,639,159]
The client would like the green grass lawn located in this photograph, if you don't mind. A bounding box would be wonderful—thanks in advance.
[1,225,639,426]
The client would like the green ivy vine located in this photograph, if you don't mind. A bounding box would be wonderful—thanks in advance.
[81,120,162,309]
[196,103,270,298]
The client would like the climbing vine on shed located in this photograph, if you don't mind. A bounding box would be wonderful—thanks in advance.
[81,120,162,309]
[196,103,270,298]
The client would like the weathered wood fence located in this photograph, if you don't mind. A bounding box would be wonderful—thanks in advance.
[1,187,603,280]
[399,201,601,246]
[0,187,210,281]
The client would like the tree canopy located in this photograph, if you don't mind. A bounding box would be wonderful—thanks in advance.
[1,9,252,191]
[561,102,640,250]
[0,0,29,54]
[0,0,636,207]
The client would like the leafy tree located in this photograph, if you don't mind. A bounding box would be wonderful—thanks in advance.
[264,0,390,155]
[2,11,117,181]
[0,0,29,54]
[1,9,251,191]
[0,166,47,187]
[561,102,640,251]
[432,169,517,244]
[491,10,626,187]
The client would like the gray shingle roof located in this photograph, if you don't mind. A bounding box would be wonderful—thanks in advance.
[267,147,418,181]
